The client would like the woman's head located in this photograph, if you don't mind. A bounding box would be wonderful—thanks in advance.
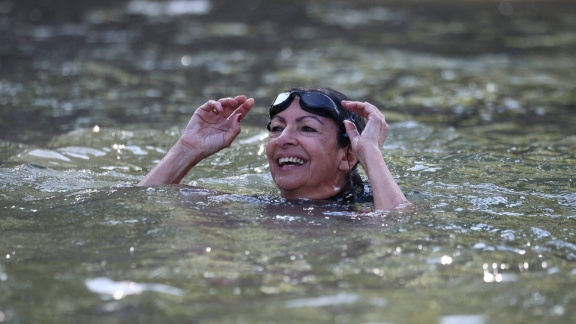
[266,87,366,201]
[268,88,366,147]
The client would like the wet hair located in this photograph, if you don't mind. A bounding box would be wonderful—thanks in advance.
[269,87,368,202]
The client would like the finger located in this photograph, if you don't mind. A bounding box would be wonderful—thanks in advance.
[219,95,249,117]
[233,95,248,102]
[222,115,243,147]
[198,95,247,115]
[342,100,383,119]
[214,97,235,116]
[225,98,253,132]
[219,95,246,109]
[344,120,360,144]
[200,100,223,115]
[230,97,254,119]
[218,96,239,105]
[225,108,251,147]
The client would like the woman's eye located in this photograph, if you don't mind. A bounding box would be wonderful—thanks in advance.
[302,126,316,132]
[270,126,283,132]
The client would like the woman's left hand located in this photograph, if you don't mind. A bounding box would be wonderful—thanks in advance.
[341,100,407,210]
[341,100,389,161]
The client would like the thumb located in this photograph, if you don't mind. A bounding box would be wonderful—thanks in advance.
[344,120,359,143]
[220,113,243,148]
[229,112,244,133]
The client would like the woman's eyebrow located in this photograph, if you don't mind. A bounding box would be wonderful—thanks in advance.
[296,115,325,125]
[270,116,286,123]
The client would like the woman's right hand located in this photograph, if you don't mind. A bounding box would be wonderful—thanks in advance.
[178,95,254,158]
[138,95,253,186]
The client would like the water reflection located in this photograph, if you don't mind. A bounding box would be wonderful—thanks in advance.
[440,315,485,324]
[85,277,184,299]
[285,292,359,308]
[126,0,212,16]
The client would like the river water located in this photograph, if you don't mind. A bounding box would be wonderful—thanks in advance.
[1,0,575,323]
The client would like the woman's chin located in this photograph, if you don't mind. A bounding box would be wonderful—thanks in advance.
[274,180,306,198]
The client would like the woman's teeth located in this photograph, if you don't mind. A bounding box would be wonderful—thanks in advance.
[279,157,305,166]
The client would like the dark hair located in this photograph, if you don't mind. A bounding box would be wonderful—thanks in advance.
[270,87,368,202]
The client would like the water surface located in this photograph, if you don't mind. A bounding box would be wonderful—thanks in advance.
[1,0,575,323]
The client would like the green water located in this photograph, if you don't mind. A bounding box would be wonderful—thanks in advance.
[1,0,575,323]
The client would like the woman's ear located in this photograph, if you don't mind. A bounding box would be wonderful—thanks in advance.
[338,147,358,172]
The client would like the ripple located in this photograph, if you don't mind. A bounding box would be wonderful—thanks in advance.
[558,193,576,207]
[440,314,485,324]
[85,277,183,300]
[285,292,359,308]
[126,0,212,16]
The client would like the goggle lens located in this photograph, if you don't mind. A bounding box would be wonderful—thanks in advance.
[299,92,339,114]
[271,92,291,107]
[270,91,341,118]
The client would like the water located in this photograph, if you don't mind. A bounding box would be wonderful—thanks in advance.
[1,0,576,322]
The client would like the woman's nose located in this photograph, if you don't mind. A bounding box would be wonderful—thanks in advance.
[276,127,297,148]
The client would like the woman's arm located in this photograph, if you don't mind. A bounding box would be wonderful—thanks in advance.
[138,95,254,186]
[342,100,407,210]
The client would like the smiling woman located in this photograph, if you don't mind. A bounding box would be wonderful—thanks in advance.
[138,87,408,210]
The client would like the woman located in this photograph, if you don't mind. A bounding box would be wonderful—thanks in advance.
[138,87,407,210]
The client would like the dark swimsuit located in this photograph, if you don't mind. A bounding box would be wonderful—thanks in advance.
[328,182,373,204]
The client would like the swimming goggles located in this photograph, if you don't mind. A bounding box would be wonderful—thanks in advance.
[268,90,353,133]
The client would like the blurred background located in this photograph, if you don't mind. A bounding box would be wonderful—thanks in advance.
[1,0,575,145]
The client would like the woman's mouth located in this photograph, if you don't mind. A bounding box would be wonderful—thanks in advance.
[278,157,305,167]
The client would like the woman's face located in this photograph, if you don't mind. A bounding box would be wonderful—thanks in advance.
[266,98,350,200]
